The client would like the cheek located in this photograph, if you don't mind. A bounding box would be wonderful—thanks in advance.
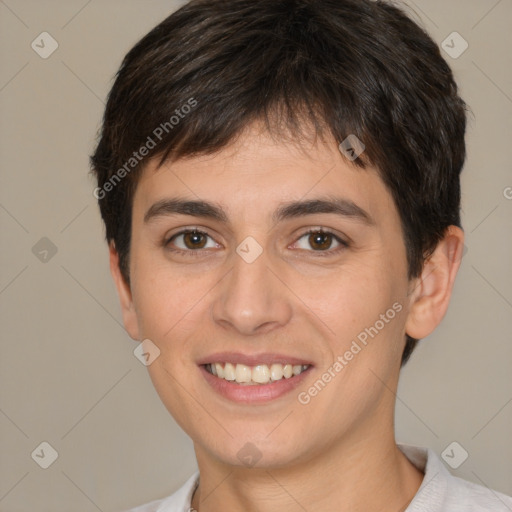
[130,254,201,343]
[303,276,406,424]
[311,263,395,332]
[310,260,407,377]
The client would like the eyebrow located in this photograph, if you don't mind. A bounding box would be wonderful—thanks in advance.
[143,195,374,226]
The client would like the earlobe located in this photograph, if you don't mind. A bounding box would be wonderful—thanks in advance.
[109,242,140,340]
[405,225,465,340]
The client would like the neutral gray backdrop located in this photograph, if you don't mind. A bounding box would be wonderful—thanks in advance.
[0,0,511,511]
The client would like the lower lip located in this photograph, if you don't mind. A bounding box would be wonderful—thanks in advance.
[199,365,313,404]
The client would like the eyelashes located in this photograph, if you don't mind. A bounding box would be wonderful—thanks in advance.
[164,229,217,257]
[294,228,349,254]
[163,227,350,258]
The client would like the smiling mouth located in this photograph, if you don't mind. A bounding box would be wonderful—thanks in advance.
[203,362,311,385]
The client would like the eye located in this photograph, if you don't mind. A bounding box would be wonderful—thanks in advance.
[165,229,218,255]
[293,229,349,255]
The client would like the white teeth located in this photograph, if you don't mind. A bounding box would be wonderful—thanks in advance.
[252,365,270,383]
[235,364,252,383]
[224,362,236,381]
[292,365,303,376]
[270,363,283,381]
[206,362,309,384]
[214,362,224,378]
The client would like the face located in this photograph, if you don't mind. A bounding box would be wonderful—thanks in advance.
[120,124,415,469]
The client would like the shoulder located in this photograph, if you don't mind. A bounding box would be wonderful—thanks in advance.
[441,474,512,511]
[398,444,512,512]
[120,471,200,512]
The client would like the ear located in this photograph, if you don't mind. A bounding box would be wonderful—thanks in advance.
[405,225,465,340]
[109,241,140,340]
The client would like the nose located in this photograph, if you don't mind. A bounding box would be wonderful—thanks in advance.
[211,246,293,336]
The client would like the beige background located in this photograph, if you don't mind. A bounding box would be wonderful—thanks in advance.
[0,0,511,510]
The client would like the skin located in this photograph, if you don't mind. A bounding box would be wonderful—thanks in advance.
[110,122,464,512]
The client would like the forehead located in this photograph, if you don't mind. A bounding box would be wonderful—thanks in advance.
[132,125,396,226]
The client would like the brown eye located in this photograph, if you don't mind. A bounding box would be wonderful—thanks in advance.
[308,231,334,250]
[182,230,208,249]
[294,229,349,255]
[166,229,216,253]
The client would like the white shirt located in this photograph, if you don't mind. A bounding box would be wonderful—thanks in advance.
[123,443,512,511]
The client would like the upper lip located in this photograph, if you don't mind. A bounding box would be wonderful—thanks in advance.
[197,352,314,367]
